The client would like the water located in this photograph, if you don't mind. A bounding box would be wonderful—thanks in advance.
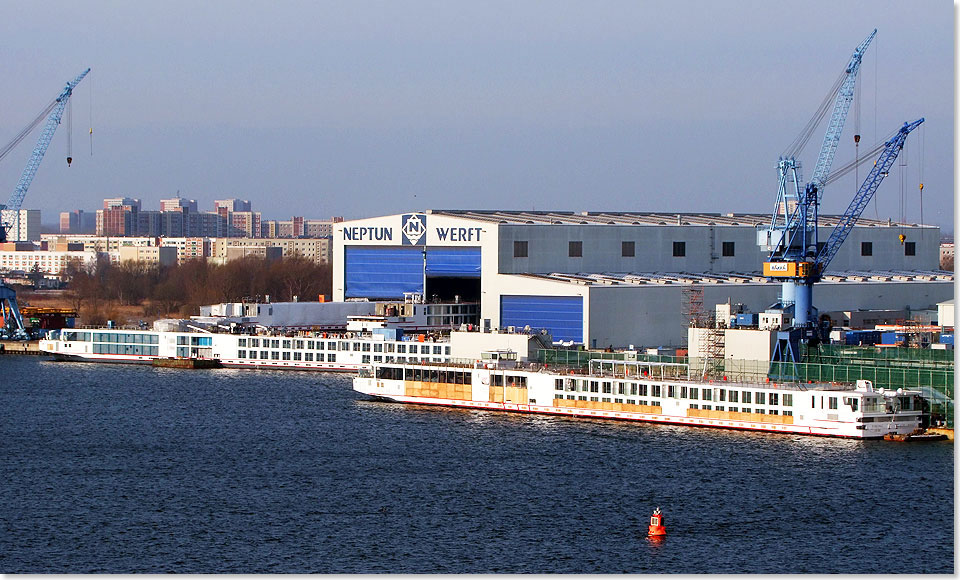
[0,356,953,573]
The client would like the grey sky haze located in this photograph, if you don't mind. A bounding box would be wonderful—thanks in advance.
[0,1,954,231]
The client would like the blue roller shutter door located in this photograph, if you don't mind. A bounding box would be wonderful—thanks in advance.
[425,247,481,277]
[500,295,583,343]
[344,247,424,299]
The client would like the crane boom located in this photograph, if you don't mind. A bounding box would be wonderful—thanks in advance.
[0,68,89,243]
[808,29,875,197]
[815,118,924,274]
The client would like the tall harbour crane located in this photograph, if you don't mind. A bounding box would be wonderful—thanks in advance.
[0,68,89,243]
[757,32,874,328]
[0,69,89,339]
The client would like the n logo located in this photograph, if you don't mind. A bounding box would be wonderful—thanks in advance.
[401,213,427,245]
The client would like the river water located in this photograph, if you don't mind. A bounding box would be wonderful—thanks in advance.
[0,356,953,573]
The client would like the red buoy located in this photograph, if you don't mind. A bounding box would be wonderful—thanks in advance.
[648,506,666,536]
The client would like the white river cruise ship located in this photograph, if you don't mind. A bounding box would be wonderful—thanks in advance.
[354,355,924,438]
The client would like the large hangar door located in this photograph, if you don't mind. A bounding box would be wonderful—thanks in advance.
[500,295,583,343]
[344,247,424,299]
[425,247,481,302]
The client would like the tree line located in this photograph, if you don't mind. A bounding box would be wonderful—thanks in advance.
[65,256,332,325]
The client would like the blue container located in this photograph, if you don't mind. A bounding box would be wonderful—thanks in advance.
[940,333,953,345]
[736,313,758,327]
[881,332,898,345]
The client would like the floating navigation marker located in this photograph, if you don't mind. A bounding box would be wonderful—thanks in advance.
[648,506,666,537]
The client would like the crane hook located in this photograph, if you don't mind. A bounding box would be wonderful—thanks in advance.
[66,156,72,167]
[898,233,906,245]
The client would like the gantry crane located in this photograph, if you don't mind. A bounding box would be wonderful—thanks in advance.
[0,68,89,243]
[757,32,874,328]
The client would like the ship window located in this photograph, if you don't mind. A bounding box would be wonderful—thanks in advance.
[742,391,751,404]
[904,241,916,256]
[590,381,599,393]
[238,349,246,358]
[316,353,324,362]
[622,241,635,257]
[421,345,430,354]
[783,394,793,407]
[239,339,247,347]
[293,352,301,361]
[353,342,361,351]
[652,385,661,398]
[398,344,406,353]
[689,404,698,409]
[715,405,724,411]
[295,340,304,349]
[272,351,280,360]
[602,382,612,394]
[282,352,291,360]
[579,396,587,401]
[728,407,738,413]
[718,389,726,401]
[741,408,750,413]
[755,408,765,414]
[261,350,268,359]
[783,411,793,416]
[769,393,778,406]
[755,392,765,405]
[689,387,698,399]
[631,384,638,396]
[702,405,711,410]
[272,340,280,348]
[701,389,711,401]
[305,353,313,361]
[328,354,336,362]
[362,343,371,352]
[569,241,583,258]
[673,241,686,257]
[251,338,259,348]
[728,390,738,403]
[680,386,688,398]
[861,241,873,256]
[590,397,599,402]
[615,398,623,404]
[769,410,778,415]
[667,385,676,398]
[722,241,735,257]
[828,397,838,410]
[374,343,383,352]
[602,397,611,403]
[433,345,442,355]
[282,340,292,349]
[627,400,636,405]
[639,384,648,396]
[328,342,336,350]
[307,341,314,349]
[362,355,370,364]
[567,395,576,400]
[555,379,564,390]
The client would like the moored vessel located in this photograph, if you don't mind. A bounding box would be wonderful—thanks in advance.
[354,353,925,439]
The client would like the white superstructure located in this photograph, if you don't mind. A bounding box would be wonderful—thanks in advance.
[354,356,924,439]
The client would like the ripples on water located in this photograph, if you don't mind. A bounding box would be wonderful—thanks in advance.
[0,357,953,573]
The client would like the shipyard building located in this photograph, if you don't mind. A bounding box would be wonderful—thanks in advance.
[333,211,951,348]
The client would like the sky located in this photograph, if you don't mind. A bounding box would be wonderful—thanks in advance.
[0,1,954,231]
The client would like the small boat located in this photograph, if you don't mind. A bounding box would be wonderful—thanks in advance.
[884,429,948,442]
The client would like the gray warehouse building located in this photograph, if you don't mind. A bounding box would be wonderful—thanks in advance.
[333,210,951,348]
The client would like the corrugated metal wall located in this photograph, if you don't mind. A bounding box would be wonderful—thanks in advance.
[500,295,583,343]
[345,246,482,298]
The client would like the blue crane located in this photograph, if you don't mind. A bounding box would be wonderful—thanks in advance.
[758,32,874,328]
[0,68,89,243]
[815,119,924,273]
